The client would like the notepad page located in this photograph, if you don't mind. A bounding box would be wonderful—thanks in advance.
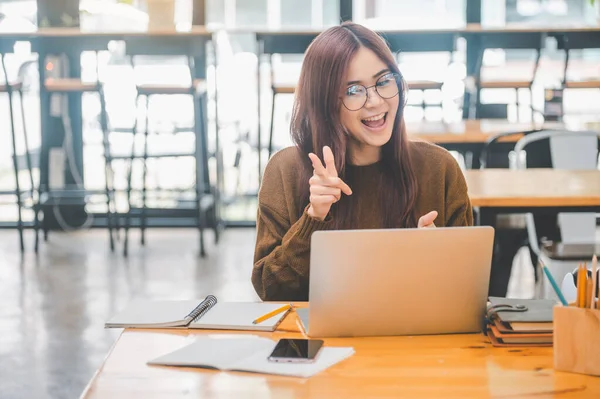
[105,299,202,328]
[231,346,355,378]
[148,336,275,370]
[189,302,290,331]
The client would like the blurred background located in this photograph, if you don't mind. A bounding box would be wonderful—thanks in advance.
[1,1,600,398]
[1,0,599,228]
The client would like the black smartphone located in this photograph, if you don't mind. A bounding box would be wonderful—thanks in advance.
[267,339,324,363]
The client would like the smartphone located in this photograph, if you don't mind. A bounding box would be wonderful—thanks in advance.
[267,338,324,363]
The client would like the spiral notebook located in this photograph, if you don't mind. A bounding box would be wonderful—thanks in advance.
[105,296,291,331]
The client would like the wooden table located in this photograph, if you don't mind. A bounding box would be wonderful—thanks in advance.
[406,120,581,169]
[80,307,600,399]
[406,120,564,144]
[466,169,600,210]
[466,169,600,296]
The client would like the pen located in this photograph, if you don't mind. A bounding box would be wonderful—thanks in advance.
[252,304,292,324]
[541,262,569,306]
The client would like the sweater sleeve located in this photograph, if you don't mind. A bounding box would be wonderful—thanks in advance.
[251,155,332,301]
[444,157,474,227]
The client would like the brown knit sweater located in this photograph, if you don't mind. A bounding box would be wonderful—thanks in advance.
[252,140,473,301]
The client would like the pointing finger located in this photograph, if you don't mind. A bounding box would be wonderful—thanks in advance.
[308,153,327,177]
[323,146,338,177]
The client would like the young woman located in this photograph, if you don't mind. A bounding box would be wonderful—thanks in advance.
[252,22,473,301]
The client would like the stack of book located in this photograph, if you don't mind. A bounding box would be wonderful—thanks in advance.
[485,297,555,347]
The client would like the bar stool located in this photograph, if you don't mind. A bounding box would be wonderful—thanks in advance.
[37,76,117,252]
[0,53,35,252]
[121,55,216,257]
[472,32,545,121]
[557,32,600,118]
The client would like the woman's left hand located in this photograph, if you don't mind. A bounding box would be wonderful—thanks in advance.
[418,211,438,228]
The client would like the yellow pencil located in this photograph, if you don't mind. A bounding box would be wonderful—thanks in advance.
[591,255,598,310]
[586,279,593,308]
[578,264,587,308]
[252,304,292,324]
[576,264,582,307]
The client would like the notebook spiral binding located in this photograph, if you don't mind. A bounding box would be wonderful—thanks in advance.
[186,295,218,322]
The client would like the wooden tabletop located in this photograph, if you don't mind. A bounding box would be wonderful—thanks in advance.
[466,169,600,207]
[0,26,210,38]
[406,120,566,144]
[81,306,600,399]
[2,24,600,40]
[463,23,600,33]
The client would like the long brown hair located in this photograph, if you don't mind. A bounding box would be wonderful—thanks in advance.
[290,22,418,229]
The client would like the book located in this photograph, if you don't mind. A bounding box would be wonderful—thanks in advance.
[105,296,291,331]
[487,297,555,331]
[485,297,557,347]
[487,324,553,346]
[486,327,553,347]
[148,336,355,378]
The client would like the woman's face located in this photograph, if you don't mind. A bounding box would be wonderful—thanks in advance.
[339,47,399,157]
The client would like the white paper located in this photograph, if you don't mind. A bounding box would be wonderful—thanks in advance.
[148,336,354,378]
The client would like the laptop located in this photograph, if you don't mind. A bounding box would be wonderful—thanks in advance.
[305,226,494,338]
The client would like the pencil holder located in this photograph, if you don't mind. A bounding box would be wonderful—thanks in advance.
[553,306,600,376]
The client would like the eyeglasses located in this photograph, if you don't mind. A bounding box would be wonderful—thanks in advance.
[342,72,401,111]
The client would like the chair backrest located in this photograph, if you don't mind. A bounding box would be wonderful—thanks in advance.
[479,129,541,169]
[515,130,600,246]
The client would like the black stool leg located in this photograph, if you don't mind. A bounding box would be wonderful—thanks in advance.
[421,90,426,119]
[124,93,141,256]
[99,85,115,251]
[34,206,40,253]
[194,92,207,257]
[515,88,520,122]
[140,95,149,246]
[7,84,24,252]
[268,90,276,158]
[17,89,35,199]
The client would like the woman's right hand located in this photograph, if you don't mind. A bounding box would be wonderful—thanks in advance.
[307,146,352,221]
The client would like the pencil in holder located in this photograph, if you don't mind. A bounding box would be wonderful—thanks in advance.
[553,305,600,376]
